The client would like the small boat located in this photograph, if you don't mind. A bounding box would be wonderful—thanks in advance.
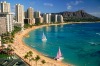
[42,32,47,41]
[54,47,64,61]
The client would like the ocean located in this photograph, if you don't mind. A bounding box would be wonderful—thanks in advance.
[23,22,100,66]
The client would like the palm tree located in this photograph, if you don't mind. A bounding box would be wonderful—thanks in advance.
[41,60,46,66]
[30,57,34,66]
[6,44,13,55]
[27,51,33,62]
[24,54,28,61]
[28,51,33,57]
[34,55,40,66]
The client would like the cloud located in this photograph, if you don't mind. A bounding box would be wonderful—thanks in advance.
[89,12,100,17]
[44,3,53,7]
[74,0,83,5]
[67,5,72,10]
[66,0,83,10]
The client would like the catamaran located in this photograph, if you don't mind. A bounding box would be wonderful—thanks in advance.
[42,32,47,41]
[55,47,64,61]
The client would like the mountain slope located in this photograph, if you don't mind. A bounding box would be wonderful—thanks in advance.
[51,10,100,22]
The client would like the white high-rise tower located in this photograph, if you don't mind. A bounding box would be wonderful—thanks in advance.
[57,15,64,23]
[27,7,34,18]
[55,15,58,23]
[0,1,14,34]
[15,4,24,30]
[48,13,51,23]
[1,1,10,13]
[43,13,48,23]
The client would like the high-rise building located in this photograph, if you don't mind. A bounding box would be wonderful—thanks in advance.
[26,7,35,25]
[48,13,51,23]
[15,4,24,23]
[57,15,63,23]
[60,15,64,22]
[43,13,48,23]
[24,18,35,25]
[0,12,14,35]
[15,4,24,30]
[43,13,51,24]
[39,16,43,23]
[1,1,10,13]
[35,17,43,25]
[55,15,58,23]
[27,7,34,18]
[34,11,41,18]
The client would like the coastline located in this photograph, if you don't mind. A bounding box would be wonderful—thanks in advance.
[12,22,100,66]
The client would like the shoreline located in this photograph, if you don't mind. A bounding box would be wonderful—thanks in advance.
[12,22,100,66]
[13,24,72,66]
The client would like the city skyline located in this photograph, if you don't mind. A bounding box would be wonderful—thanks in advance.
[0,0,100,17]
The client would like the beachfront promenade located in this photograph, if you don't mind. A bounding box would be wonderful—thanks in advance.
[12,24,72,66]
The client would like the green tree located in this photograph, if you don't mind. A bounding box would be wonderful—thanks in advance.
[11,26,21,36]
[28,51,33,63]
[1,32,14,44]
[41,60,46,66]
[28,51,33,57]
[34,55,40,66]
[24,54,28,61]
[30,57,34,65]
[24,51,33,65]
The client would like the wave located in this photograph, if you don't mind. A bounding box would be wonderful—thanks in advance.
[43,54,48,57]
[31,45,35,47]
[96,33,100,35]
[89,42,98,46]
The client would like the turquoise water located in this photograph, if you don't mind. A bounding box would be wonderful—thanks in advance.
[23,22,100,66]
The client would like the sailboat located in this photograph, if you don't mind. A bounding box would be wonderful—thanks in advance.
[55,47,64,61]
[42,32,47,41]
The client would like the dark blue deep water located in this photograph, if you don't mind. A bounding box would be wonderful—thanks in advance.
[23,22,100,66]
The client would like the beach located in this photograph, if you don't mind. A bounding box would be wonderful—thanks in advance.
[12,22,100,66]
[12,23,74,66]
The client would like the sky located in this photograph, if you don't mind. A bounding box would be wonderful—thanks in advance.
[0,0,100,17]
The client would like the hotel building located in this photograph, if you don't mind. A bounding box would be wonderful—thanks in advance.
[27,7,34,18]
[34,11,41,18]
[43,13,51,24]
[48,13,51,23]
[25,7,35,25]
[15,4,24,30]
[0,1,14,35]
[0,12,14,35]
[0,1,10,13]
[57,15,64,23]
[35,16,43,25]
[55,15,58,23]
[43,13,48,23]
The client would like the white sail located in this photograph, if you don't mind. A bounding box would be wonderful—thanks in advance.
[55,47,64,61]
[42,32,47,41]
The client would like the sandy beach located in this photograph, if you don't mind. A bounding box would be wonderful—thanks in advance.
[12,22,99,66]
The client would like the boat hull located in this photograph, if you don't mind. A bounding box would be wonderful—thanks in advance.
[54,57,64,61]
[42,39,47,41]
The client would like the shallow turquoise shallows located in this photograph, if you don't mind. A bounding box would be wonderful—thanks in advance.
[23,22,100,66]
